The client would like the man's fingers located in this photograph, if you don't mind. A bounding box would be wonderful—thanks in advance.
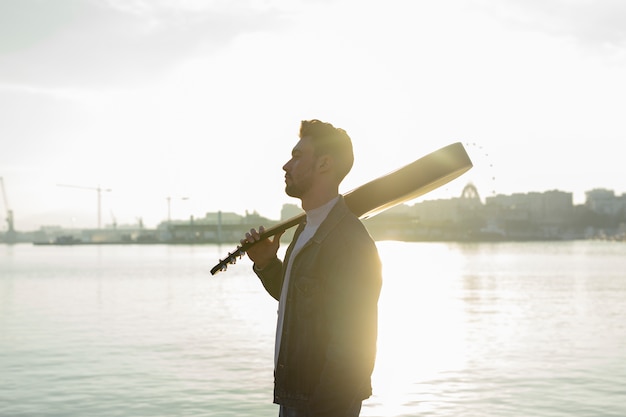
[241,226,281,247]
[242,227,263,245]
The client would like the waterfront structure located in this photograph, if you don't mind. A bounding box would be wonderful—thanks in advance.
[7,184,626,244]
[585,189,626,217]
[364,185,625,241]
[280,203,303,221]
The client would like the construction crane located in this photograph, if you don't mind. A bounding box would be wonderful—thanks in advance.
[57,184,112,229]
[0,177,16,243]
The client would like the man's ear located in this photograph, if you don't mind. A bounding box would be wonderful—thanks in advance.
[317,155,333,172]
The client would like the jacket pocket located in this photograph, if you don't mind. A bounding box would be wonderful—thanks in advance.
[294,275,320,317]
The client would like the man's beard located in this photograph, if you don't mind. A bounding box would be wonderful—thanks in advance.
[285,176,313,199]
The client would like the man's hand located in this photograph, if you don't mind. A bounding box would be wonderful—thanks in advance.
[241,226,284,270]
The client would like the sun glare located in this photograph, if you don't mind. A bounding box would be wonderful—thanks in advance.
[363,241,468,415]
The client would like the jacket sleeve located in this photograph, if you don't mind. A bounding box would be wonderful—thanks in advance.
[253,257,284,301]
[308,233,383,416]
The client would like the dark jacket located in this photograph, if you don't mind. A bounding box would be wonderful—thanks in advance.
[254,196,382,416]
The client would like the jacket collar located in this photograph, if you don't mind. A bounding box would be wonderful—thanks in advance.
[309,195,349,244]
[285,195,349,263]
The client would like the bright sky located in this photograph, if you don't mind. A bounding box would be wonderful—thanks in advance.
[2,0,625,231]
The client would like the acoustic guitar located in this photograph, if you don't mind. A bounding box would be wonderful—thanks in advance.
[211,142,473,275]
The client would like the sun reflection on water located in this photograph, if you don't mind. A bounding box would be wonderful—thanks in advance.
[364,241,468,416]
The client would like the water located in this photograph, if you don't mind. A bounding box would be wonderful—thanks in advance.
[1,241,625,417]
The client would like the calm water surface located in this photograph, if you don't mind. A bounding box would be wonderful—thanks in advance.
[1,241,625,417]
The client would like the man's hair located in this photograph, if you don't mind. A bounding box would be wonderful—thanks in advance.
[299,119,354,182]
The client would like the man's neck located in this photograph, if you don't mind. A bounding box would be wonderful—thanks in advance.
[301,189,340,212]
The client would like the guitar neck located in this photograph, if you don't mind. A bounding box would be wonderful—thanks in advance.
[209,213,304,275]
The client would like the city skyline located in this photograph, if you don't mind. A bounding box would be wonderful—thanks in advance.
[2,1,626,231]
[2,181,623,233]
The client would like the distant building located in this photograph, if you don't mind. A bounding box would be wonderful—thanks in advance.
[484,190,574,239]
[281,204,303,220]
[410,183,483,225]
[203,211,244,225]
[486,190,573,223]
[585,189,626,217]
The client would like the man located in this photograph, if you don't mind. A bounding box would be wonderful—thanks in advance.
[242,119,382,417]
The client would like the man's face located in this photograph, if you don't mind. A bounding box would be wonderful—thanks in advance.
[282,136,317,199]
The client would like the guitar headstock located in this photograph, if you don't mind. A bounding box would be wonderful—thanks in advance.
[210,246,246,275]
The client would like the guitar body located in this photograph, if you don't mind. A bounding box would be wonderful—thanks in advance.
[211,142,472,274]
